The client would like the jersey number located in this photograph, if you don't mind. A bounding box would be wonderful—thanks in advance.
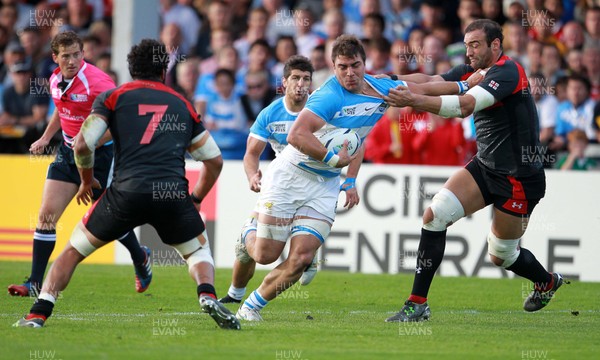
[139,104,168,144]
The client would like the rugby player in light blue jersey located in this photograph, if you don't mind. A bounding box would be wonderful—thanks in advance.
[236,35,478,321]
[219,56,315,305]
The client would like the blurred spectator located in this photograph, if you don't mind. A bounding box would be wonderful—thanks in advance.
[1,41,26,87]
[552,74,598,150]
[241,39,272,83]
[482,0,506,25]
[88,20,112,55]
[194,45,245,115]
[530,73,560,146]
[240,69,276,124]
[412,113,466,166]
[94,51,111,74]
[362,12,386,46]
[202,68,248,159]
[583,6,600,49]
[199,28,233,75]
[566,49,585,74]
[457,0,482,32]
[0,61,49,153]
[160,22,185,88]
[82,34,101,64]
[3,0,33,32]
[19,27,56,80]
[422,34,447,75]
[364,107,423,165]
[406,27,426,72]
[390,39,413,76]
[320,8,345,69]
[64,0,94,34]
[160,0,201,55]
[504,0,527,22]
[293,4,321,58]
[344,0,383,38]
[234,7,269,65]
[556,129,597,170]
[526,39,543,75]
[505,20,529,68]
[560,21,585,51]
[194,0,230,59]
[365,37,392,75]
[0,3,18,41]
[263,0,295,46]
[0,24,9,53]
[582,46,600,100]
[419,0,445,31]
[540,43,566,86]
[386,0,419,42]
[435,60,452,74]
[271,35,296,89]
[310,44,332,90]
[173,57,200,102]
[29,2,57,46]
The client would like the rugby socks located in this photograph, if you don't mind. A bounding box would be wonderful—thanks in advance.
[227,285,246,301]
[118,231,145,265]
[244,290,268,311]
[30,229,56,286]
[28,292,56,320]
[506,247,553,291]
[409,229,447,303]
[197,283,217,299]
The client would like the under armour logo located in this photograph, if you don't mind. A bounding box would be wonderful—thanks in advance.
[416,267,422,274]
[512,202,523,209]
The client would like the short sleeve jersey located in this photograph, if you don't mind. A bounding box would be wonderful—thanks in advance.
[50,61,115,147]
[92,80,206,193]
[442,55,543,176]
[279,74,406,177]
[249,97,300,155]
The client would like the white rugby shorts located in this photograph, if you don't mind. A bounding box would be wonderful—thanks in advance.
[256,156,338,222]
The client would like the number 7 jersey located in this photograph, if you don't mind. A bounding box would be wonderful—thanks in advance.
[91,79,206,193]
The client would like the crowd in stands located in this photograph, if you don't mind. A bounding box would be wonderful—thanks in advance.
[0,0,599,170]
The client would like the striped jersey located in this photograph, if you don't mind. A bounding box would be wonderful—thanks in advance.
[249,96,298,155]
[280,74,406,177]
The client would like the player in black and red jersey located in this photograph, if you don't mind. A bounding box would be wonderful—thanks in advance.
[383,19,568,322]
[14,39,240,330]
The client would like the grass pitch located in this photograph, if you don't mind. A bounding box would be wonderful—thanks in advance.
[1,261,598,360]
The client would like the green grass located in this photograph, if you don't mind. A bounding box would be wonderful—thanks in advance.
[1,261,598,360]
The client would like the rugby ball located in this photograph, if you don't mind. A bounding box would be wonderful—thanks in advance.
[318,128,361,156]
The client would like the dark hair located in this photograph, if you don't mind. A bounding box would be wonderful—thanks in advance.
[51,31,83,55]
[567,73,591,93]
[331,34,366,64]
[249,38,271,53]
[363,13,386,33]
[82,34,101,45]
[464,19,504,48]
[127,39,168,80]
[215,68,235,83]
[283,55,314,79]
[368,37,391,53]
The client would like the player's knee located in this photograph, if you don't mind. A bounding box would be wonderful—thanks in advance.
[173,231,214,269]
[422,188,465,231]
[290,218,330,243]
[288,251,314,274]
[69,225,97,257]
[487,232,520,268]
[37,208,58,228]
[253,248,279,265]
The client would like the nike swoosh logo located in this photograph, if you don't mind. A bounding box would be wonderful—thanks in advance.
[365,106,374,111]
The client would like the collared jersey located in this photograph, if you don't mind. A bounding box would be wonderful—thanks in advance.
[442,55,544,176]
[279,74,406,177]
[91,80,205,193]
[249,96,299,155]
[50,61,115,147]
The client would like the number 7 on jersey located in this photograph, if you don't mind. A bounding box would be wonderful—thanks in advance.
[139,104,168,144]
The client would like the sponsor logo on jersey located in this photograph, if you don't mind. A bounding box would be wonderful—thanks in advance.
[489,80,499,90]
[70,93,88,102]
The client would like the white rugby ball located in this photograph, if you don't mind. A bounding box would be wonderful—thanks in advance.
[318,128,361,156]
